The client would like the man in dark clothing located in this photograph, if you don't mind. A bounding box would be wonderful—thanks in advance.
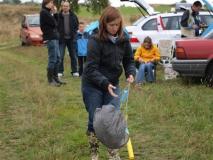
[57,1,79,77]
[180,1,205,37]
[40,0,65,86]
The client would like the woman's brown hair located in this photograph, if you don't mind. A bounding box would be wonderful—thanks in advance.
[98,6,124,41]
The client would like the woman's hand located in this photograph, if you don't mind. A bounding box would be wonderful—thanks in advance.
[108,84,118,97]
[127,75,134,83]
[138,58,144,64]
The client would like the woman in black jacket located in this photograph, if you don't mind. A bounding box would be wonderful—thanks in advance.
[81,6,136,159]
[40,0,64,86]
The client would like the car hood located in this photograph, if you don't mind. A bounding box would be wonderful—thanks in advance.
[176,37,204,42]
[28,27,42,35]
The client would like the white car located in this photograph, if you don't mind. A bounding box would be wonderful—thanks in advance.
[125,11,213,51]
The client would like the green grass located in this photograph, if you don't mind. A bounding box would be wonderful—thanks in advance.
[0,41,213,160]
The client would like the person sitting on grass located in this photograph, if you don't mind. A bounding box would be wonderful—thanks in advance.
[134,36,160,86]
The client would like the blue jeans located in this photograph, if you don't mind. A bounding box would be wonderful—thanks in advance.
[59,39,78,74]
[82,81,120,132]
[47,40,60,70]
[136,62,154,83]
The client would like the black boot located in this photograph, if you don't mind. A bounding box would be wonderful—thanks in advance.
[47,68,61,87]
[53,67,66,85]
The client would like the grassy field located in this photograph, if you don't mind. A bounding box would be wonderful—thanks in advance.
[0,3,212,160]
[0,42,213,159]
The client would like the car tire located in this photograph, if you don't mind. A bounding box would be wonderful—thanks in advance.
[202,63,213,87]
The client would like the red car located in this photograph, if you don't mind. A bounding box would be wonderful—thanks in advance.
[20,14,43,46]
[172,31,213,86]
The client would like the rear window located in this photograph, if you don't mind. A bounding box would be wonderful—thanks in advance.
[142,18,157,30]
[133,17,145,26]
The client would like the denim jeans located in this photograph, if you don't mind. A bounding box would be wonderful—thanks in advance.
[82,81,120,132]
[47,40,60,70]
[59,38,78,74]
[136,62,154,83]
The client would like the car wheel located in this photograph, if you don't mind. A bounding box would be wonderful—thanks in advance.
[202,63,213,87]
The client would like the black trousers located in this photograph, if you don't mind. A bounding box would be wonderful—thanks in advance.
[78,56,87,76]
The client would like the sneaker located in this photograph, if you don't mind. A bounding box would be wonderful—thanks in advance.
[49,80,61,87]
[58,73,64,77]
[72,72,79,77]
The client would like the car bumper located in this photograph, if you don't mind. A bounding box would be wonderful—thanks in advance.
[28,37,43,46]
[172,58,208,77]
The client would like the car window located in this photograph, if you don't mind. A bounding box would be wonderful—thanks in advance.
[27,16,40,26]
[200,15,213,26]
[142,18,157,30]
[162,16,180,30]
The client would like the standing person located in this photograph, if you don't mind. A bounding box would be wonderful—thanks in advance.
[57,1,79,77]
[40,0,64,86]
[77,21,89,76]
[180,1,205,38]
[134,36,160,86]
[81,6,136,160]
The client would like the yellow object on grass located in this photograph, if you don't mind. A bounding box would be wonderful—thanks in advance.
[127,138,134,160]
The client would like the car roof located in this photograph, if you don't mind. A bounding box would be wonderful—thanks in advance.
[150,11,211,17]
[132,11,211,25]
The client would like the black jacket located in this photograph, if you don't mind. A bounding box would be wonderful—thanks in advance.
[56,10,79,42]
[40,7,59,40]
[82,34,136,91]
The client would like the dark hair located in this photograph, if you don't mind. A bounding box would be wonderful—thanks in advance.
[193,1,202,7]
[98,6,124,41]
[42,0,53,7]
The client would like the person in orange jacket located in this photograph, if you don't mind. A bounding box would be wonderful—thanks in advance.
[134,36,160,85]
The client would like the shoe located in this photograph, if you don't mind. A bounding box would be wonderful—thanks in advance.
[87,131,99,160]
[72,72,79,77]
[108,149,121,160]
[49,80,61,87]
[58,73,64,77]
[47,69,61,87]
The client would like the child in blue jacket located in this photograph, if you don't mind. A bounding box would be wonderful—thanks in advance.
[77,21,89,76]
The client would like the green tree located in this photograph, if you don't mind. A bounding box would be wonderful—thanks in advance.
[180,0,187,3]
[85,0,109,14]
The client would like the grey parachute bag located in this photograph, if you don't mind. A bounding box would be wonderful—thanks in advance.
[93,104,129,149]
